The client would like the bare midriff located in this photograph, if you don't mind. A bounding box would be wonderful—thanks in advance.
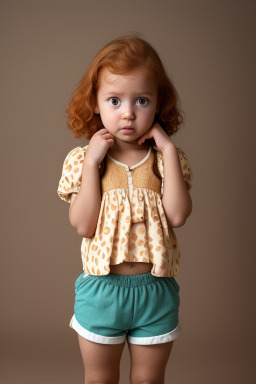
[110,261,153,275]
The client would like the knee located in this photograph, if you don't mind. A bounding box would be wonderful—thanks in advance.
[131,382,161,384]
[85,380,119,384]
[131,377,164,384]
[86,381,119,384]
[131,378,163,384]
[85,377,119,384]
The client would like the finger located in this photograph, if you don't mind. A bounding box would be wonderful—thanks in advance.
[138,133,150,144]
[100,129,113,136]
[103,133,114,139]
[107,139,115,146]
[96,128,108,135]
[101,129,109,134]
[151,122,160,129]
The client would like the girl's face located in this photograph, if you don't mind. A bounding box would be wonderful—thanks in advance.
[94,66,158,146]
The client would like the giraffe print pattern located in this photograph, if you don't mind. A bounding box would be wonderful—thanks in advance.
[57,145,193,278]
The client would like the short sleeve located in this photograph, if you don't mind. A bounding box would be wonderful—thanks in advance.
[176,147,193,191]
[57,146,87,203]
[156,146,193,193]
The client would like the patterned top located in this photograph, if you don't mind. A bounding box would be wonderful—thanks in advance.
[57,144,193,277]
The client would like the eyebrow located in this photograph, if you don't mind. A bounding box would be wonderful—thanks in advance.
[102,91,155,96]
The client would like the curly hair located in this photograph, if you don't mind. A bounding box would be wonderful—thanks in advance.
[66,35,184,140]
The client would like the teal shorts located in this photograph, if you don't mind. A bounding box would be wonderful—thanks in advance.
[69,272,181,345]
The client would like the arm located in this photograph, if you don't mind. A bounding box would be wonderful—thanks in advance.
[161,143,192,228]
[57,130,115,237]
[69,158,102,238]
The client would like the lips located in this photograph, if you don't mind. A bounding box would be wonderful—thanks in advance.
[121,127,135,134]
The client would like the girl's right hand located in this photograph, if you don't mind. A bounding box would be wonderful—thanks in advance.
[84,128,115,167]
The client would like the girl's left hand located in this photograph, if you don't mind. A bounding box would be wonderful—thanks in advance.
[137,123,174,153]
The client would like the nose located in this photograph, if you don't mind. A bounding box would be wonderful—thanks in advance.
[122,103,135,120]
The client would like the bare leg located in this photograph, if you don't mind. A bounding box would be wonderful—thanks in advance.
[78,334,126,384]
[128,340,174,384]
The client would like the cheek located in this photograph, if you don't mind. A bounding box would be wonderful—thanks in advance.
[144,108,157,122]
[99,109,116,125]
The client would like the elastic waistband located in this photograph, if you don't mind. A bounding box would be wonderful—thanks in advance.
[90,272,164,288]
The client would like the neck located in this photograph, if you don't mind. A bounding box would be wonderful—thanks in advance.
[110,139,150,155]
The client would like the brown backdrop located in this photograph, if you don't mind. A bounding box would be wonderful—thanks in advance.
[1,0,255,383]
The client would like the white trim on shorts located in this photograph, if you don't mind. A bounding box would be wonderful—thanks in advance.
[127,323,181,345]
[70,314,126,344]
[69,314,181,345]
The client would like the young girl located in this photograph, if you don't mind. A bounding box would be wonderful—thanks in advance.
[57,36,193,384]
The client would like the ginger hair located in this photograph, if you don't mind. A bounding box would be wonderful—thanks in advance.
[66,35,184,140]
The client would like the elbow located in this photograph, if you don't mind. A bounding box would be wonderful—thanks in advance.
[169,213,190,228]
[169,201,193,228]
[76,223,96,238]
[69,217,94,238]
[69,214,97,238]
[76,227,87,237]
[171,216,188,228]
[69,213,94,238]
[76,226,95,238]
[179,194,193,225]
[169,216,187,228]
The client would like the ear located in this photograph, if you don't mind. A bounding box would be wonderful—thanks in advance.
[94,104,100,114]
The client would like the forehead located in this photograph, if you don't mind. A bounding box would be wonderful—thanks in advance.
[97,67,158,91]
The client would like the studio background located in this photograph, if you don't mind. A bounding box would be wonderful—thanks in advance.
[1,1,255,383]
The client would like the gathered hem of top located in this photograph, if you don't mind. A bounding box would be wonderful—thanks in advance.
[82,269,177,280]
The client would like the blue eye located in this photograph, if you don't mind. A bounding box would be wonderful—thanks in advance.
[109,97,120,107]
[137,98,148,106]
